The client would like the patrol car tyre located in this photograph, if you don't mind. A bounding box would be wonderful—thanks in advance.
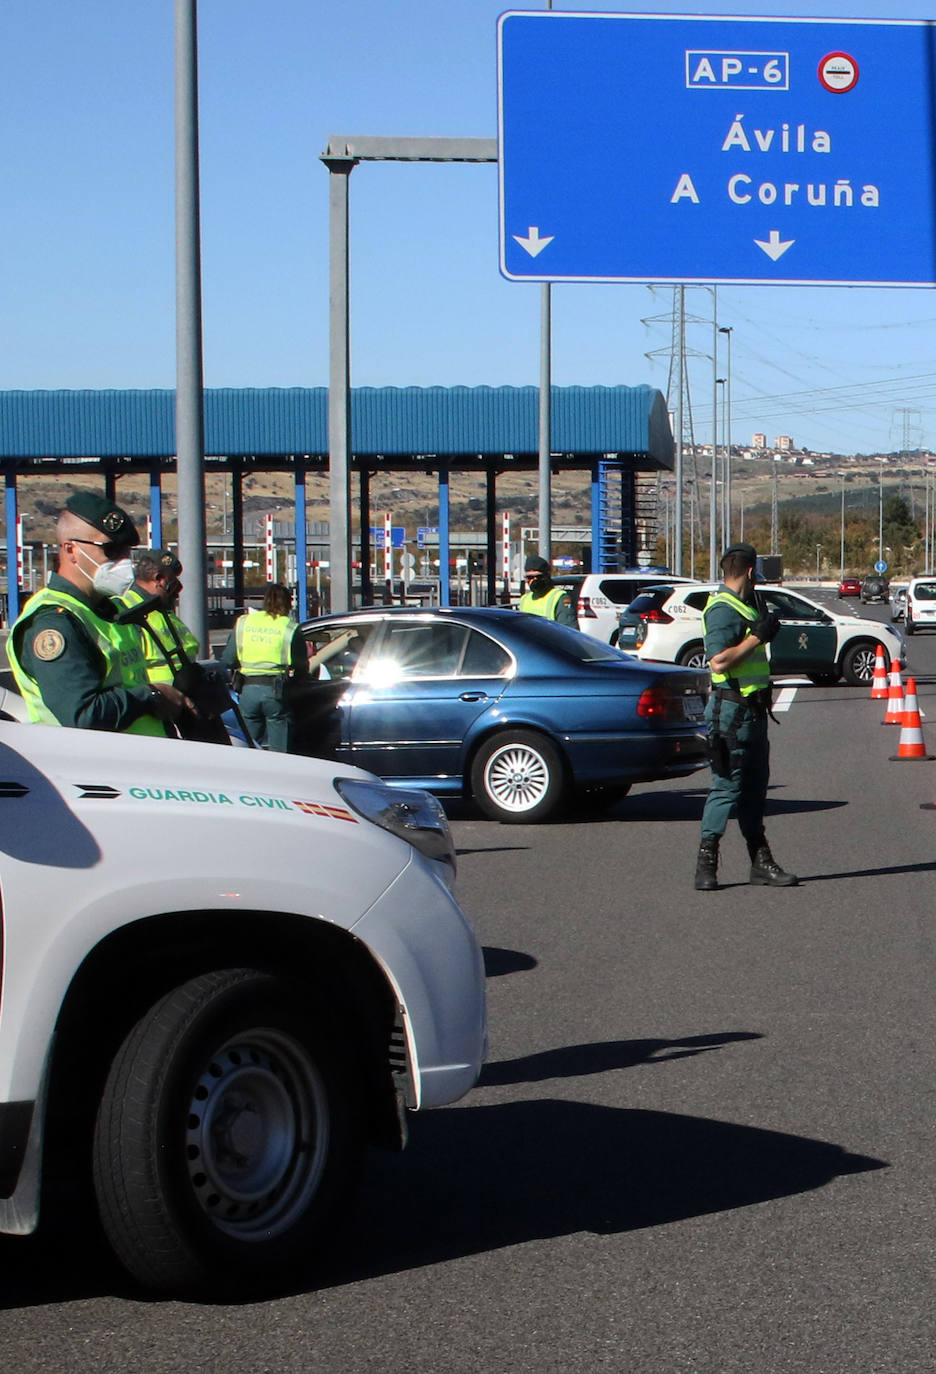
[471,730,565,823]
[677,642,706,670]
[92,969,360,1295]
[841,641,881,687]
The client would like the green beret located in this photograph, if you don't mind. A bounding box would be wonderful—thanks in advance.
[722,541,757,564]
[525,555,550,574]
[137,548,182,578]
[66,490,139,547]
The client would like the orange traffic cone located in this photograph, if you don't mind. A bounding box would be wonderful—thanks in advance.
[870,644,889,699]
[883,660,905,724]
[890,678,934,760]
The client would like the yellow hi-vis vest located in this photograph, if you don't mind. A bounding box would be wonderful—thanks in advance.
[519,586,566,620]
[120,586,200,684]
[702,589,771,695]
[8,587,166,735]
[235,611,295,676]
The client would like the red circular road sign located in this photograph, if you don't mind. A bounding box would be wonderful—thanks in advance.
[819,51,859,93]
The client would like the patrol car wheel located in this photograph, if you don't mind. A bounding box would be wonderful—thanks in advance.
[471,730,565,823]
[841,642,880,687]
[677,642,706,670]
[93,969,360,1295]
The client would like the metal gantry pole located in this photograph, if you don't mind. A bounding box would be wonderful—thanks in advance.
[324,155,356,613]
[710,291,718,579]
[174,0,208,653]
[538,0,553,566]
[539,281,552,562]
[673,286,684,575]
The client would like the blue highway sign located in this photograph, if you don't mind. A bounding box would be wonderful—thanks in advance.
[369,526,406,550]
[498,12,936,285]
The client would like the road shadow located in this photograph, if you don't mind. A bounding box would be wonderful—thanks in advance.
[479,1031,761,1086]
[615,787,847,824]
[328,1100,885,1288]
[799,859,936,883]
[0,1099,885,1309]
[482,946,538,978]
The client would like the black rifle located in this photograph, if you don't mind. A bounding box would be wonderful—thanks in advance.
[115,595,255,747]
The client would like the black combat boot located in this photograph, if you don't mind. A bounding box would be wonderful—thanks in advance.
[747,835,798,887]
[694,836,720,891]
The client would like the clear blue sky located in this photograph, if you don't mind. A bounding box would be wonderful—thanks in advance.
[6,1,936,457]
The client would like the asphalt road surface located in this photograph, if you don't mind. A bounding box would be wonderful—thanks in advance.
[3,593,936,1372]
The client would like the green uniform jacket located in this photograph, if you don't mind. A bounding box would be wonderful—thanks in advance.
[518,584,578,627]
[8,574,166,734]
[120,583,201,684]
[702,588,771,695]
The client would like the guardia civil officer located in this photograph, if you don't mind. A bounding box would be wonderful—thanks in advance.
[8,492,193,734]
[221,583,308,752]
[518,555,578,627]
[694,541,798,891]
[120,548,200,683]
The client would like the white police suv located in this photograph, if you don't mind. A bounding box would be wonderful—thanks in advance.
[617,583,905,686]
[0,719,486,1295]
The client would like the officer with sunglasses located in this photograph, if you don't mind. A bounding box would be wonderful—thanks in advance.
[8,491,193,734]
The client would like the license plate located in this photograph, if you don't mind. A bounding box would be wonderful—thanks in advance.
[683,694,705,721]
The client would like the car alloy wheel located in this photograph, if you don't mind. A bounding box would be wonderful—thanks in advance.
[471,730,565,823]
[841,642,880,686]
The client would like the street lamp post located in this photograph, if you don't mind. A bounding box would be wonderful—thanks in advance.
[718,325,733,543]
[715,378,726,548]
[879,456,885,565]
[816,542,822,581]
[839,471,846,581]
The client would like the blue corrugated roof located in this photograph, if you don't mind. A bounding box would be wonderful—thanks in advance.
[0,385,673,467]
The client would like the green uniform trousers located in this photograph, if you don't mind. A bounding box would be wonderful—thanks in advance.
[700,694,770,844]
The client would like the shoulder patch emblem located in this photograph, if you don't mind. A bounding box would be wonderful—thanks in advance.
[33,628,66,661]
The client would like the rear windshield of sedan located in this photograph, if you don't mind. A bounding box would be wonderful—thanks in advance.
[515,615,626,662]
[913,583,936,601]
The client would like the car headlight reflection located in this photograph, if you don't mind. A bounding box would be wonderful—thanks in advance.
[335,778,456,872]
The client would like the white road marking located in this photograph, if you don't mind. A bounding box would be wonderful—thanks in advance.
[773,686,798,712]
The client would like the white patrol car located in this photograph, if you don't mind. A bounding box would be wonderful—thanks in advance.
[617,583,906,686]
[0,719,486,1295]
[552,571,700,643]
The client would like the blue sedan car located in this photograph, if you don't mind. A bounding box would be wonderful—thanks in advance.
[287,606,708,823]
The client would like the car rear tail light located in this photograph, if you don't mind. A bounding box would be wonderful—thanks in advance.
[580,596,597,619]
[636,686,668,718]
[643,609,673,623]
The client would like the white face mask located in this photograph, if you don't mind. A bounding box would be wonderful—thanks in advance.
[75,544,135,597]
[92,558,136,597]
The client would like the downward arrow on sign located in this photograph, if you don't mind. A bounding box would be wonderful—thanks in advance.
[755,230,795,261]
[513,226,555,257]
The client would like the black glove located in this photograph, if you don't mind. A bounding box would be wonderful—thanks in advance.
[751,611,781,643]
